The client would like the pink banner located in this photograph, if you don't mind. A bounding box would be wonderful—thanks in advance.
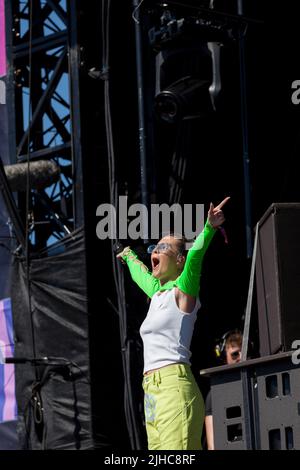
[0,0,6,77]
[0,298,17,422]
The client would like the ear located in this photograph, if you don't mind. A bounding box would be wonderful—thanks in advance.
[177,254,185,265]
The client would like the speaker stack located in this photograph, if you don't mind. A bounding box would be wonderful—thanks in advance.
[255,203,300,356]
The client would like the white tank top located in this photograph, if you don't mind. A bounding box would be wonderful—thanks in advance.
[140,288,201,373]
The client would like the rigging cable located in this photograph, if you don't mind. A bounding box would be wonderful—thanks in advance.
[101,0,143,450]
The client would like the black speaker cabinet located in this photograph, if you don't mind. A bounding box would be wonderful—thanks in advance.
[256,203,300,356]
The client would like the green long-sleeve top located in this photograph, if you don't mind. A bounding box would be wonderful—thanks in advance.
[120,220,216,298]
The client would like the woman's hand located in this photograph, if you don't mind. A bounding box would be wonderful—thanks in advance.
[116,246,131,263]
[208,197,230,229]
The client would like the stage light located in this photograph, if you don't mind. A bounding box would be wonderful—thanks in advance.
[154,76,213,124]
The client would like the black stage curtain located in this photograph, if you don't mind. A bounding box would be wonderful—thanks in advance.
[0,421,21,450]
[11,227,94,450]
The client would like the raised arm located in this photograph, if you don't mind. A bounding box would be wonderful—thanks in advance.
[177,197,230,297]
[118,247,160,298]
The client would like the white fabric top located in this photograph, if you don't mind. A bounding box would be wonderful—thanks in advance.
[140,288,201,374]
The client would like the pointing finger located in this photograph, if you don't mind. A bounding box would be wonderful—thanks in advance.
[216,196,230,210]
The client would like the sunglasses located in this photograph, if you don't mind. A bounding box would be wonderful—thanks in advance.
[147,243,173,254]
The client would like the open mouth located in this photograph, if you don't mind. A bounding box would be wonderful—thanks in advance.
[151,255,160,271]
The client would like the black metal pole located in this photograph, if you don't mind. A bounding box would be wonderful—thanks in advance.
[68,0,84,229]
[133,0,149,242]
[237,0,252,258]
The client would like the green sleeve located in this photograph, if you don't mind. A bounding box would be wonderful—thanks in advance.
[176,221,216,297]
[120,247,160,298]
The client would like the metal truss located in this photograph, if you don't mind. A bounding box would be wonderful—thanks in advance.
[5,0,83,250]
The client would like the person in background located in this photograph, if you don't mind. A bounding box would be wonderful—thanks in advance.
[204,329,242,450]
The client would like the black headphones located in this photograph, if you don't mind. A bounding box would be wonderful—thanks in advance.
[214,329,242,361]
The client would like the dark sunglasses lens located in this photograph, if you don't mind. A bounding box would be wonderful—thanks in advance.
[147,245,156,254]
